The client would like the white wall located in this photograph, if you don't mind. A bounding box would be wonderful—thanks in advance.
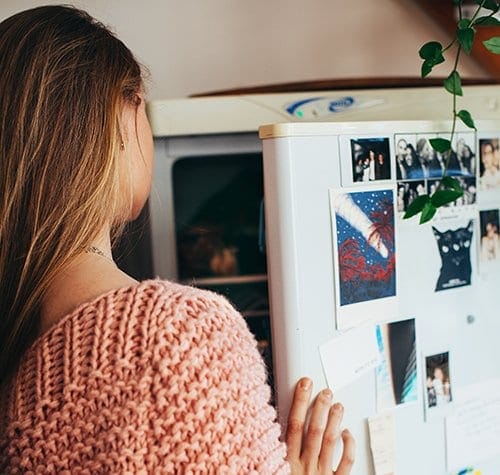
[0,0,488,100]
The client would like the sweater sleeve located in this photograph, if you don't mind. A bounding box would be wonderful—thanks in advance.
[149,284,290,474]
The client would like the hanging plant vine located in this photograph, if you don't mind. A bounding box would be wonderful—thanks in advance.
[404,0,500,224]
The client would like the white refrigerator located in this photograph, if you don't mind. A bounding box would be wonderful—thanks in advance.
[260,117,500,474]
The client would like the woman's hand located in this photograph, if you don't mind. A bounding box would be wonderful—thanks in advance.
[286,377,355,474]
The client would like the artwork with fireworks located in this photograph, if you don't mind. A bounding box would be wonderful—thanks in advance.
[332,188,396,306]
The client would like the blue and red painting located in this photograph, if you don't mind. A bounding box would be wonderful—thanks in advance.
[334,189,396,306]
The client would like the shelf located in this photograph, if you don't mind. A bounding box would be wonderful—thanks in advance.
[182,273,268,286]
[191,76,497,97]
[241,309,270,319]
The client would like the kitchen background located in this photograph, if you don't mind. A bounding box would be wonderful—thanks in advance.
[2,3,499,473]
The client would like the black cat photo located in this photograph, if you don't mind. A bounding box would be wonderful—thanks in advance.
[432,220,474,291]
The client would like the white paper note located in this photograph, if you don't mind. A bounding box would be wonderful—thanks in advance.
[319,323,378,391]
[368,412,396,475]
[445,378,500,472]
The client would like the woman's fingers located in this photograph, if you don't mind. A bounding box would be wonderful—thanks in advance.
[334,429,356,475]
[286,377,313,460]
[286,378,355,475]
[317,402,343,470]
[301,388,333,464]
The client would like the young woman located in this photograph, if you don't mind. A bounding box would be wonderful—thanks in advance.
[0,5,354,474]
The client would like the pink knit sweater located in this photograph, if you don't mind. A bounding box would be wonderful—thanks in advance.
[0,280,290,474]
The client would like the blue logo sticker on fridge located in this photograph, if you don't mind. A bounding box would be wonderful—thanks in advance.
[284,96,385,119]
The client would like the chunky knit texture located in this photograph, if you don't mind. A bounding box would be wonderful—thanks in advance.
[0,280,289,474]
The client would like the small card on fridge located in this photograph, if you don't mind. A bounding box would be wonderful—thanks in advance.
[319,323,379,391]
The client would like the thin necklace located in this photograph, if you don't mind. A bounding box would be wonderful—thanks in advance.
[86,245,115,263]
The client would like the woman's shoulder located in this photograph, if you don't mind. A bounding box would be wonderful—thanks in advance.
[121,278,242,326]
[3,279,252,420]
[16,278,247,389]
[47,278,238,334]
[131,279,253,358]
[60,278,247,357]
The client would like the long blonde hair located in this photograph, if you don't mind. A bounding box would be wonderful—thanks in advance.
[0,5,143,382]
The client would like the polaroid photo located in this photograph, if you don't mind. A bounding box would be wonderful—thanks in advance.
[396,180,426,214]
[414,134,436,180]
[455,175,477,206]
[478,138,500,191]
[375,318,418,412]
[341,136,392,186]
[427,176,477,210]
[427,178,439,198]
[424,351,453,420]
[430,131,478,215]
[394,130,477,222]
[422,132,477,180]
[394,134,418,181]
[453,132,476,178]
[431,219,474,292]
[479,209,500,267]
[329,185,398,329]
[396,131,476,183]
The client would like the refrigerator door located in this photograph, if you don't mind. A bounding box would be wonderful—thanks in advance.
[261,119,500,475]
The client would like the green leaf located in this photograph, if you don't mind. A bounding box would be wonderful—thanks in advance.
[403,195,430,219]
[473,0,500,13]
[429,137,452,153]
[420,201,437,224]
[483,36,500,54]
[421,60,434,77]
[419,41,445,77]
[453,0,463,5]
[419,41,444,61]
[458,19,472,29]
[457,109,477,129]
[444,71,463,96]
[441,176,463,192]
[431,189,464,207]
[475,16,500,26]
[457,27,475,54]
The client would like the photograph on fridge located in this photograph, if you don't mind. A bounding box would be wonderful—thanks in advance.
[406,132,475,180]
[431,220,474,292]
[479,209,500,264]
[453,133,476,177]
[396,180,426,214]
[424,351,453,420]
[375,318,418,412]
[350,137,391,183]
[394,133,446,181]
[460,176,477,206]
[329,186,398,329]
[478,138,500,190]
[414,135,436,179]
[427,176,476,208]
[394,131,477,217]
[394,134,422,180]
